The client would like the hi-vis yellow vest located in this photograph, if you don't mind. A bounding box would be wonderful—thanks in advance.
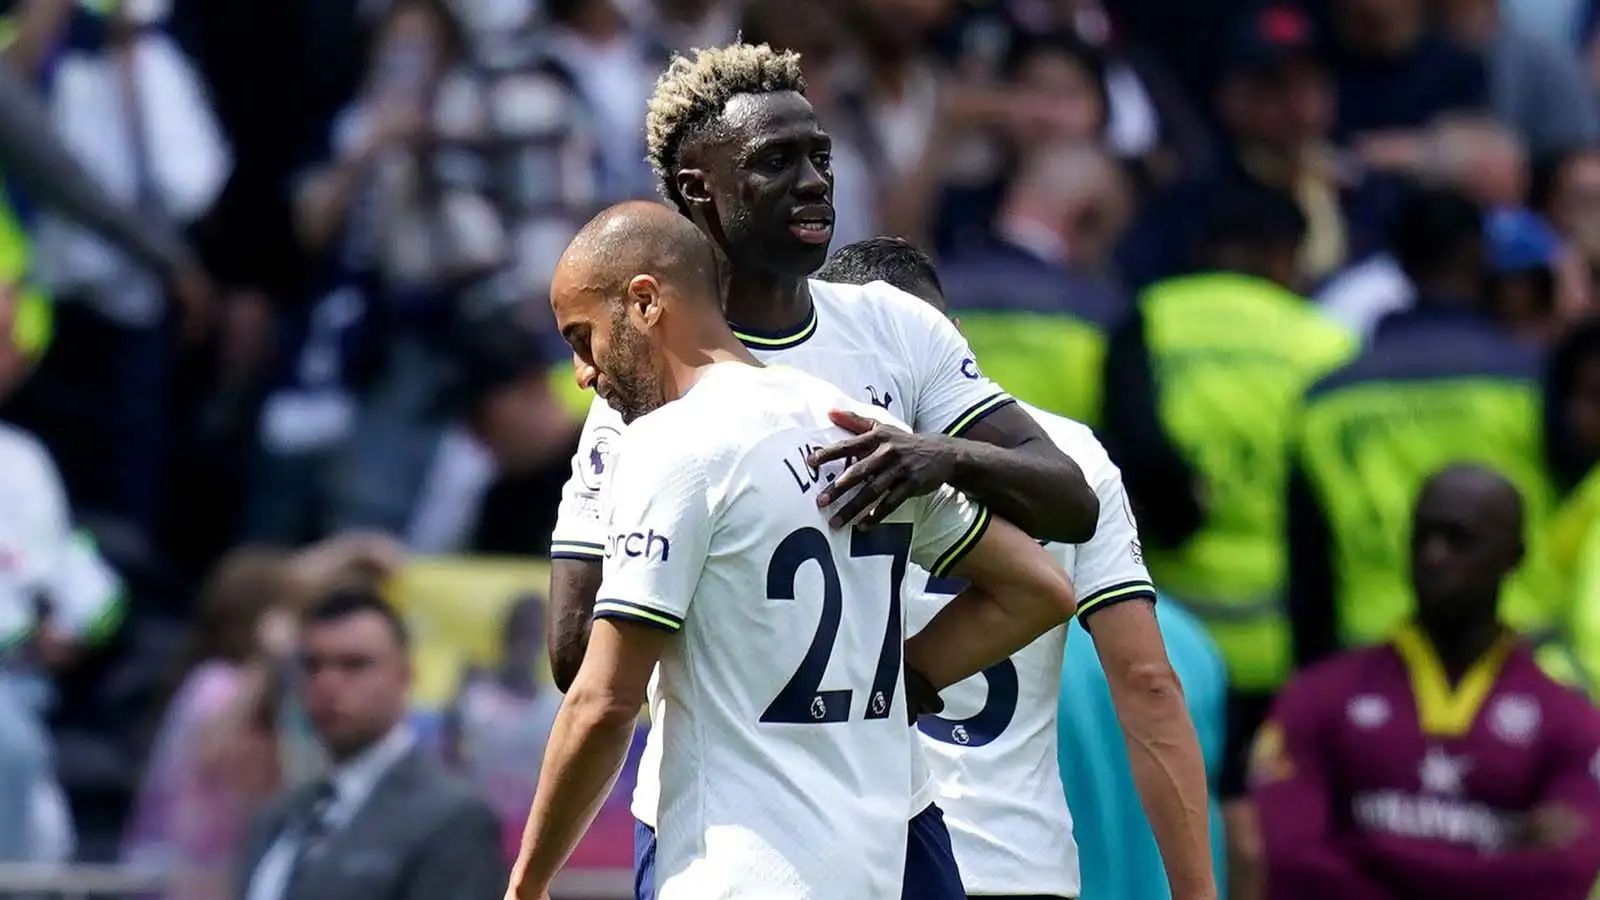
[1296,358,1555,652]
[1524,468,1600,696]
[1140,273,1356,691]
[0,196,50,356]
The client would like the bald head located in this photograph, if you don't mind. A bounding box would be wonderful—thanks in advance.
[1416,464,1524,530]
[551,202,740,423]
[1410,463,1525,638]
[554,201,722,307]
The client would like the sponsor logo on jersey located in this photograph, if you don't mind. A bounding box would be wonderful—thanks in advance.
[579,426,620,492]
[605,529,671,562]
[959,357,981,380]
[1352,789,1512,851]
[865,386,894,409]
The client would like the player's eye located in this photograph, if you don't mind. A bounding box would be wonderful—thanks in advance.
[810,151,832,170]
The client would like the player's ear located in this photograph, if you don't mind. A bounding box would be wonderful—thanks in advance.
[677,169,711,207]
[626,274,664,328]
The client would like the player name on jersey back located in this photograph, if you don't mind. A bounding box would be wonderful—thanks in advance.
[593,362,992,900]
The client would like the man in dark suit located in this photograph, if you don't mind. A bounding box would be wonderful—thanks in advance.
[235,589,503,900]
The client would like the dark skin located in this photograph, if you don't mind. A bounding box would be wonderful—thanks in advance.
[1408,464,1525,681]
[1408,464,1585,850]
[548,89,1097,690]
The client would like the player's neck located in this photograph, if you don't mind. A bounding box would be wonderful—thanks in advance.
[1429,619,1505,684]
[723,271,812,335]
[662,332,761,402]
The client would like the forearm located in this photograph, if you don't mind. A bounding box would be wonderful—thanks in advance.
[1107,661,1216,899]
[508,695,634,899]
[906,582,1067,690]
[547,559,603,693]
[0,68,189,274]
[947,436,1097,544]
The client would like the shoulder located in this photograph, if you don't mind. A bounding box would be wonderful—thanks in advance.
[1021,403,1115,482]
[398,753,497,818]
[1276,645,1392,719]
[1022,404,1108,466]
[811,277,951,337]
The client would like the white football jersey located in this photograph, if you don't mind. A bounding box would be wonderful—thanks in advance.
[594,363,992,900]
[551,278,1013,823]
[909,402,1155,897]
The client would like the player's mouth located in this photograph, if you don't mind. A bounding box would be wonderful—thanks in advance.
[788,209,834,245]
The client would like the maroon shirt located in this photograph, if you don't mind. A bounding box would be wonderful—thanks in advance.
[1253,626,1600,900]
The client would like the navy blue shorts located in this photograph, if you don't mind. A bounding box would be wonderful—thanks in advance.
[633,819,657,900]
[631,804,966,900]
[904,803,965,900]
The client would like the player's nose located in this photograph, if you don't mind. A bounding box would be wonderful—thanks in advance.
[572,354,598,391]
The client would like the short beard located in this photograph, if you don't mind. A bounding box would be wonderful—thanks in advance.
[604,310,664,424]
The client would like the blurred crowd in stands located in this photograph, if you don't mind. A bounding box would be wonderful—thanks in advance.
[4,0,1600,897]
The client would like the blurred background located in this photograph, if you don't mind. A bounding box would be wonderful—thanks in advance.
[1,0,1600,897]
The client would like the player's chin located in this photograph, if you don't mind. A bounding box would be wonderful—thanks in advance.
[773,234,832,275]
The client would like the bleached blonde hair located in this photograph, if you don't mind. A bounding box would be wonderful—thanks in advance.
[645,42,807,211]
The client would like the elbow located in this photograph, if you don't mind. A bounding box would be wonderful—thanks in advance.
[1116,658,1186,710]
[562,680,643,734]
[549,652,580,695]
[1047,569,1080,623]
[1035,460,1100,544]
[547,626,585,693]
[1063,479,1101,543]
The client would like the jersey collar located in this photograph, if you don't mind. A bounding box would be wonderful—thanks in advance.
[729,298,819,351]
[1391,622,1517,737]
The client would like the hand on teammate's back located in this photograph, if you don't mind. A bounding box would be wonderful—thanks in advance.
[808,409,957,527]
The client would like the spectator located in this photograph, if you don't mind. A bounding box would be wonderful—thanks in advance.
[0,282,125,864]
[1355,116,1530,213]
[1287,186,1557,671]
[937,143,1133,425]
[1057,596,1230,900]
[124,533,402,900]
[1119,5,1396,291]
[637,0,737,55]
[842,0,998,245]
[123,551,291,900]
[1324,0,1490,137]
[236,588,502,900]
[1257,465,1600,900]
[1533,146,1600,302]
[1484,207,1569,346]
[1101,185,1356,900]
[6,0,228,540]
[932,29,1113,253]
[258,0,503,542]
[1436,0,1600,158]
[406,304,577,556]
[1538,318,1600,687]
[440,594,560,860]
[539,0,664,204]
[1319,197,1569,344]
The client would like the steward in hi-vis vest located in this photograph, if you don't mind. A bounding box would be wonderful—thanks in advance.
[1102,185,1355,802]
